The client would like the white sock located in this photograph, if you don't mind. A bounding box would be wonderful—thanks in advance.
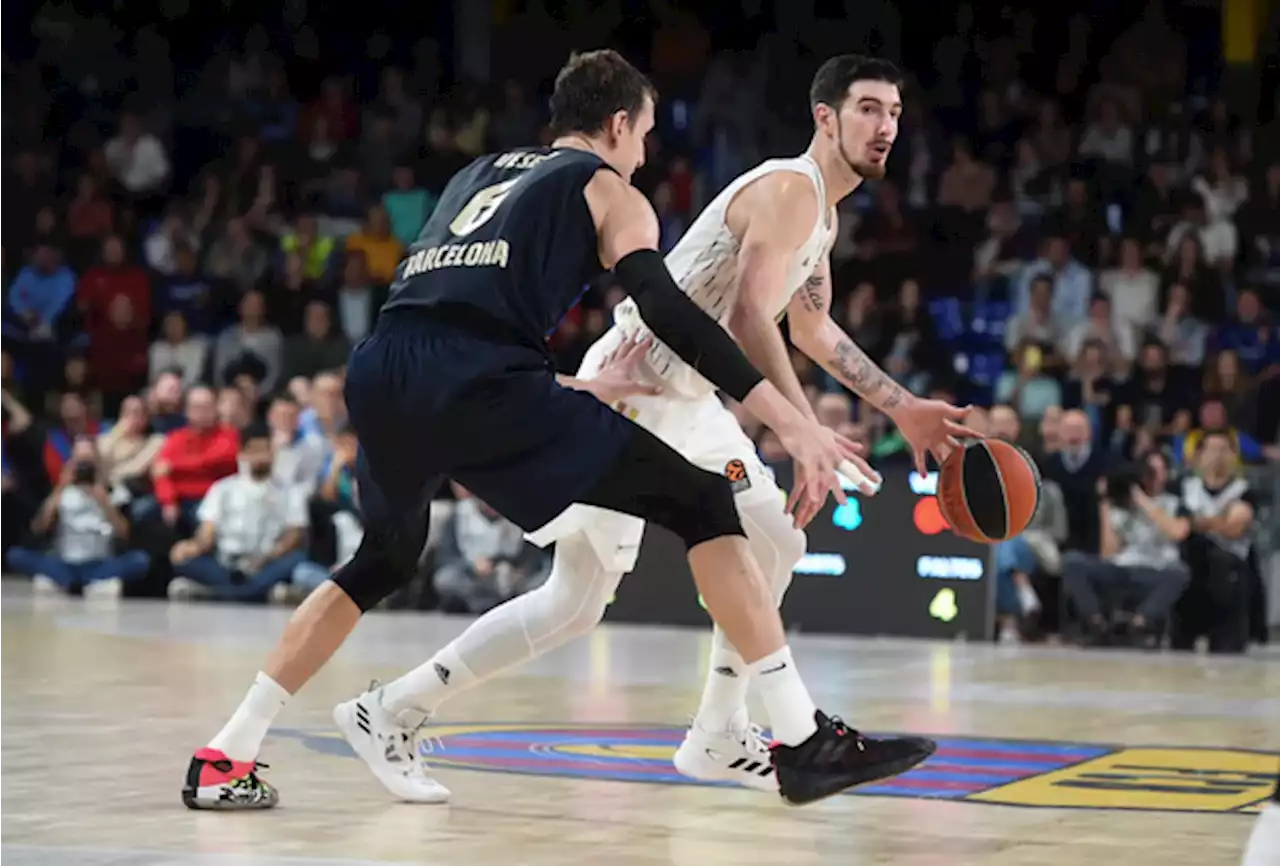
[1016,582,1041,614]
[693,634,751,732]
[207,672,290,762]
[1243,801,1280,866]
[380,644,478,721]
[746,646,817,746]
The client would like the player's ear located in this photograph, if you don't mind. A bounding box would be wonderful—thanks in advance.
[812,103,835,137]
[608,110,629,146]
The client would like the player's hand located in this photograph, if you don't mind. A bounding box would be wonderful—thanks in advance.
[889,397,982,476]
[590,333,663,405]
[777,422,867,529]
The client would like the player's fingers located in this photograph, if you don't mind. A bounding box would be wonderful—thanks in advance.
[785,479,803,518]
[838,456,882,494]
[944,420,984,439]
[832,433,865,456]
[913,448,928,477]
[948,403,975,418]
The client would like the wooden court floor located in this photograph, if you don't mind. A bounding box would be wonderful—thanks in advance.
[2,579,1276,866]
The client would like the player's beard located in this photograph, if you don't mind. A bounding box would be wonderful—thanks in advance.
[835,115,887,181]
[850,156,886,180]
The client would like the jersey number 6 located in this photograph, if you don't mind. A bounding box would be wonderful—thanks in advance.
[449,178,521,237]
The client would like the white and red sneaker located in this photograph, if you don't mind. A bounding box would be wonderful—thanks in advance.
[182,747,279,810]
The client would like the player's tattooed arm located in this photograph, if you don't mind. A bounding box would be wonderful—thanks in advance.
[787,256,910,414]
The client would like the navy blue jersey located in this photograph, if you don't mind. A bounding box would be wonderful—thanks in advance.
[382,146,610,350]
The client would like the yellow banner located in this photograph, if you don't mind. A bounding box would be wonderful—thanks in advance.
[1224,0,1259,64]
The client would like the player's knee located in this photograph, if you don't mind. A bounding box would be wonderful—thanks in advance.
[543,537,615,636]
[331,525,426,613]
[771,520,806,599]
[551,577,611,637]
[664,468,745,549]
[743,502,805,601]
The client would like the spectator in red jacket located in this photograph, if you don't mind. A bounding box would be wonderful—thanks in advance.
[145,386,238,530]
[79,236,151,325]
[79,236,152,406]
[43,392,101,486]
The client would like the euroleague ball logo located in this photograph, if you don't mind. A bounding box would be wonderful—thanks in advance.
[908,471,950,535]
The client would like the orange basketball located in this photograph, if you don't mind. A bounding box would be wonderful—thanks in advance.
[937,439,1041,543]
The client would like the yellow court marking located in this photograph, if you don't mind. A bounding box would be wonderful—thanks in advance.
[970,748,1277,813]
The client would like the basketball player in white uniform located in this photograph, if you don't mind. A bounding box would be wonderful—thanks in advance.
[321,54,973,803]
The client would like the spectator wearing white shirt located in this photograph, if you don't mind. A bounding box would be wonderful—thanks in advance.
[5,438,149,597]
[149,311,209,388]
[1014,234,1094,324]
[267,394,325,495]
[1192,149,1249,227]
[1077,100,1134,166]
[1165,198,1236,269]
[1062,293,1136,372]
[1152,282,1209,367]
[104,112,170,199]
[168,423,313,601]
[1098,237,1159,339]
[1005,274,1066,355]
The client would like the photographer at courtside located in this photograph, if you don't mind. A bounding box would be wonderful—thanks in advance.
[5,436,150,597]
[1061,449,1191,646]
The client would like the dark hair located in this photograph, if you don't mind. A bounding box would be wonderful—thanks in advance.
[240,421,272,447]
[809,55,904,110]
[548,50,656,137]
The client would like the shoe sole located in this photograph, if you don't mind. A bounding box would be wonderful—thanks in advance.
[182,786,278,811]
[779,739,938,806]
[672,742,777,792]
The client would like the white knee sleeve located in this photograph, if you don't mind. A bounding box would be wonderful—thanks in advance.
[452,532,622,680]
[523,532,621,648]
[738,496,807,603]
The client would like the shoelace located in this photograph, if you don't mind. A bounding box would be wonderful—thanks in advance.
[369,680,433,778]
[743,723,770,756]
[824,715,867,753]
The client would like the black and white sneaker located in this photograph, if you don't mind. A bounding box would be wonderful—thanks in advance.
[672,718,777,792]
[333,681,450,803]
[770,711,936,806]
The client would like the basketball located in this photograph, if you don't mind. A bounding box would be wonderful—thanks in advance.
[937,439,1041,543]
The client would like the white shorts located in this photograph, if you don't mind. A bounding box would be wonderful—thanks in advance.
[525,326,783,572]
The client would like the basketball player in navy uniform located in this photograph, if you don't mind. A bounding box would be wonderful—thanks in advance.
[184,50,939,811]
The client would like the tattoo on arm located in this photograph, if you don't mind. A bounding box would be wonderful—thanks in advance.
[831,338,906,409]
[800,273,827,313]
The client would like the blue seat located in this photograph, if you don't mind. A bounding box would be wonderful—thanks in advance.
[928,297,964,343]
[967,351,1007,387]
[969,301,1011,347]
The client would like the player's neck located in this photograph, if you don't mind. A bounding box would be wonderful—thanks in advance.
[553,134,604,158]
[805,141,862,209]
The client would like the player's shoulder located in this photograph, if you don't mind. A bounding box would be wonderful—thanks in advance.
[735,167,821,242]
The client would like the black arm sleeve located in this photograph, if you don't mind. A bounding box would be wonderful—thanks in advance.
[613,249,765,403]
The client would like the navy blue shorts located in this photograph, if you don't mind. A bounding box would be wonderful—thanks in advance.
[343,312,634,533]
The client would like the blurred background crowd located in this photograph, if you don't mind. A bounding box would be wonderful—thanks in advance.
[2,0,1277,649]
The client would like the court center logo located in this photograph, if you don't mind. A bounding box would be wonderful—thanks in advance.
[274,723,1276,814]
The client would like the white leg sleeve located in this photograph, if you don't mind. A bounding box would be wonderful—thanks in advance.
[381,533,623,716]
[453,532,623,677]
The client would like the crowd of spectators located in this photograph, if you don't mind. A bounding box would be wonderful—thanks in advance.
[1,4,1276,647]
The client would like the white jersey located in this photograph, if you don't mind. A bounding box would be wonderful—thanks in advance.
[613,154,836,398]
